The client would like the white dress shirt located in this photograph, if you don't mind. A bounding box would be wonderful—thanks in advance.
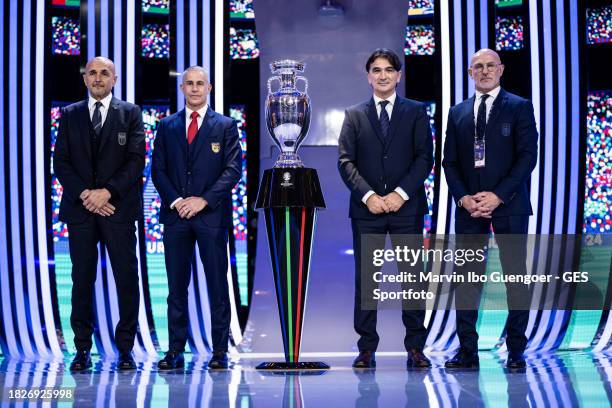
[170,105,209,210]
[88,93,113,127]
[362,92,409,205]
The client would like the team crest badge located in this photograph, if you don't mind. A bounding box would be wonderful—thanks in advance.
[211,142,220,153]
[117,132,127,145]
[501,123,511,137]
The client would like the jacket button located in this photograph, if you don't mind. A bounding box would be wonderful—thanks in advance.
[384,155,388,159]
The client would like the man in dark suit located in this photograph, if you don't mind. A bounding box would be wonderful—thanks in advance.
[338,49,434,369]
[55,56,145,371]
[152,66,241,370]
[442,49,538,369]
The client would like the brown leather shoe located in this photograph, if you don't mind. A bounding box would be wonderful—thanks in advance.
[352,351,376,368]
[406,348,431,368]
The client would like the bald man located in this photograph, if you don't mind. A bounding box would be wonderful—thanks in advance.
[442,49,538,369]
[55,56,145,371]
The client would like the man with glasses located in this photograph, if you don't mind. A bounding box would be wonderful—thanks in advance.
[442,49,538,369]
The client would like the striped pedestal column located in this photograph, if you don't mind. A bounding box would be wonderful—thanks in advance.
[255,168,328,369]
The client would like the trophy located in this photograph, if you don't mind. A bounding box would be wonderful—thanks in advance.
[255,60,328,370]
[265,60,311,168]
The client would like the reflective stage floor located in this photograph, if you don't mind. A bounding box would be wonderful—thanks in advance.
[0,351,610,407]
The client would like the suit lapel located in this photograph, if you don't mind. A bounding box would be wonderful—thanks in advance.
[485,88,507,135]
[97,97,118,153]
[191,108,217,159]
[76,100,92,160]
[385,97,404,150]
[463,95,476,140]
[364,98,385,145]
[176,109,188,158]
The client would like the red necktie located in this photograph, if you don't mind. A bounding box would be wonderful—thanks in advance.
[187,111,199,144]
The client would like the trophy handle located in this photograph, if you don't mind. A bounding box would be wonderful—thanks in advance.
[296,76,308,93]
[267,75,281,94]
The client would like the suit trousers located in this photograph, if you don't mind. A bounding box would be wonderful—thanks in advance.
[352,215,428,352]
[68,216,139,352]
[454,214,530,354]
[163,217,230,352]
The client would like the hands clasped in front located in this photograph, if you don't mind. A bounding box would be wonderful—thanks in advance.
[460,191,502,219]
[366,191,405,215]
[81,188,115,216]
[175,197,208,219]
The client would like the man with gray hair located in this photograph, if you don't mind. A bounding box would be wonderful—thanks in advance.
[55,56,145,371]
[152,66,242,369]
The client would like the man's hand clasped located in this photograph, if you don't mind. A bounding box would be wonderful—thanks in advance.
[460,191,502,219]
[366,191,406,215]
[81,188,115,216]
[175,197,208,219]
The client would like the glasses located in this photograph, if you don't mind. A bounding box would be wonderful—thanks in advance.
[471,63,501,73]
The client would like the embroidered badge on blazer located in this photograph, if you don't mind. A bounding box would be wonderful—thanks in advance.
[211,142,221,153]
[501,123,511,137]
[117,132,127,145]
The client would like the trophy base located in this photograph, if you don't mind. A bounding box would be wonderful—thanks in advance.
[274,153,304,168]
[255,361,330,370]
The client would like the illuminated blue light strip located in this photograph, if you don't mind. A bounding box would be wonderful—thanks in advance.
[10,0,35,358]
[528,0,541,234]
[189,0,197,66]
[453,0,463,105]
[113,0,122,100]
[480,0,488,49]
[176,0,185,111]
[103,252,122,354]
[554,0,566,234]
[567,0,579,232]
[126,0,135,103]
[0,0,20,357]
[94,255,115,355]
[214,0,223,113]
[134,223,156,355]
[540,0,553,234]
[22,0,49,356]
[202,0,211,73]
[466,0,475,96]
[35,0,62,357]
[88,0,96,58]
[101,0,108,57]
[191,256,210,353]
[436,0,451,237]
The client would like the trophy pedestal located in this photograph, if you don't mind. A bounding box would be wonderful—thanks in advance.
[256,361,330,370]
[255,168,327,370]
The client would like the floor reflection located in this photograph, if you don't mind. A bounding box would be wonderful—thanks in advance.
[0,352,610,407]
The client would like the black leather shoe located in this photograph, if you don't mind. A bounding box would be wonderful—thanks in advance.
[352,351,376,368]
[70,350,92,371]
[157,351,184,370]
[406,348,431,368]
[117,351,136,370]
[207,351,229,369]
[445,349,479,369]
[506,353,526,369]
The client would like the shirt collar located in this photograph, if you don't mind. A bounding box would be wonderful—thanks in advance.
[475,86,501,102]
[186,105,208,120]
[373,92,397,107]
[88,93,113,110]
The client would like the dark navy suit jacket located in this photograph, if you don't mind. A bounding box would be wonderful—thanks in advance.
[151,108,242,227]
[442,88,538,218]
[338,96,434,219]
[54,98,145,224]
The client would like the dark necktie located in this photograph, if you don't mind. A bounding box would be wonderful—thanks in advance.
[92,101,103,136]
[476,94,490,140]
[379,100,390,139]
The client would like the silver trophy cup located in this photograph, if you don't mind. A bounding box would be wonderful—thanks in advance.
[265,60,311,168]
